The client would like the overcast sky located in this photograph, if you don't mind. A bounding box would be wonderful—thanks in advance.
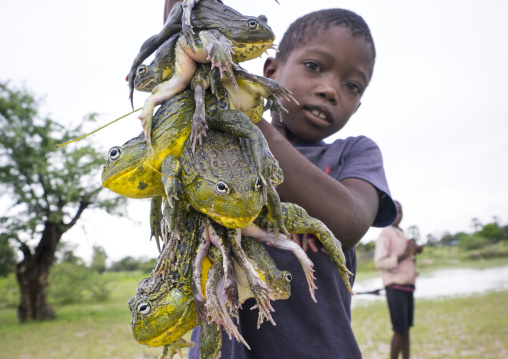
[1,0,507,263]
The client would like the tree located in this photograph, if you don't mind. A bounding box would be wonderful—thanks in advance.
[91,245,108,274]
[479,223,505,242]
[0,82,125,322]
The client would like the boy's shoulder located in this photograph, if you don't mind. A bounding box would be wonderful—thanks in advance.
[295,135,396,227]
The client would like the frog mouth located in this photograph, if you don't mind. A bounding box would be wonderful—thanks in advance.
[203,208,257,229]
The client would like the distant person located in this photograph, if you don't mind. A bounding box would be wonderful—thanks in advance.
[374,200,423,359]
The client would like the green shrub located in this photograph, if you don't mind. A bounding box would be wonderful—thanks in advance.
[459,234,489,250]
[0,273,19,309]
[49,262,111,305]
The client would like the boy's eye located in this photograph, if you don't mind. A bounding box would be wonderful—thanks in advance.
[303,61,321,72]
[347,82,363,95]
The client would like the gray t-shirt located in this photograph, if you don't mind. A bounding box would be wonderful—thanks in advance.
[189,135,396,359]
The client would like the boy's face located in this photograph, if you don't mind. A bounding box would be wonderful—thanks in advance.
[264,26,374,143]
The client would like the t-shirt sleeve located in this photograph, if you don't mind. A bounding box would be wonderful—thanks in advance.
[333,136,397,227]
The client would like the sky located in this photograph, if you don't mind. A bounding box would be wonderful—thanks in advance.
[1,0,507,263]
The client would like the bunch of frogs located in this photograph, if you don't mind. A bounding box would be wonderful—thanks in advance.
[127,0,292,153]
[103,74,354,357]
[128,209,292,359]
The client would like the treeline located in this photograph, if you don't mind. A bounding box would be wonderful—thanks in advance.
[357,220,508,253]
[0,243,156,309]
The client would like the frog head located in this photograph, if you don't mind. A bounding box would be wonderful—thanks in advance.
[133,63,158,93]
[192,2,275,62]
[128,277,197,347]
[180,130,265,229]
[101,135,165,199]
[242,237,292,300]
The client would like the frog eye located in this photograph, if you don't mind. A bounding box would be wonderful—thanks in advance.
[137,65,147,76]
[137,301,151,315]
[216,181,229,195]
[247,19,259,29]
[255,177,263,190]
[284,272,292,282]
[108,146,121,161]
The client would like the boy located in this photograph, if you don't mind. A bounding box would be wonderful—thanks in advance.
[162,3,397,357]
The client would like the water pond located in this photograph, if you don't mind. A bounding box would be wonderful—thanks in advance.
[352,265,508,304]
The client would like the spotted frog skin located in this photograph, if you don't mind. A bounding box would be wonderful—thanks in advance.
[129,212,291,357]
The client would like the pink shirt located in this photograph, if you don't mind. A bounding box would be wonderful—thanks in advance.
[374,226,418,287]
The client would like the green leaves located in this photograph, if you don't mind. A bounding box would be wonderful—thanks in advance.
[0,81,126,251]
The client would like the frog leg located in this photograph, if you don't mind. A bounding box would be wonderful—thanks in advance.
[206,219,239,312]
[264,188,289,242]
[204,255,227,328]
[152,218,180,279]
[127,4,184,108]
[161,155,183,233]
[181,0,200,51]
[200,320,223,359]
[233,68,298,116]
[204,256,247,346]
[228,228,276,327]
[192,221,211,322]
[279,202,354,295]
[242,223,318,303]
[138,41,198,154]
[190,65,214,150]
[150,196,164,253]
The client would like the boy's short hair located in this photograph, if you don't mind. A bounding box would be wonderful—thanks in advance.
[276,9,376,63]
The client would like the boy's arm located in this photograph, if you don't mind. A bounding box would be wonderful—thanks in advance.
[257,119,379,251]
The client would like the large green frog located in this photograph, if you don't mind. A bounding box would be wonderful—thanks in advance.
[128,0,276,152]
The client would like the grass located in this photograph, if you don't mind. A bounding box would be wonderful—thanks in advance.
[1,247,507,358]
[0,271,173,359]
[352,290,508,359]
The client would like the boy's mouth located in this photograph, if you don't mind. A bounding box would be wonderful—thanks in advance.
[303,105,333,127]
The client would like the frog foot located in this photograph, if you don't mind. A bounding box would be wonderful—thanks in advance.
[206,42,238,86]
[161,338,195,359]
[264,97,289,117]
[249,283,275,328]
[229,229,276,325]
[191,110,208,153]
[242,224,318,303]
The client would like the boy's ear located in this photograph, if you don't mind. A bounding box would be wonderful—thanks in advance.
[263,57,279,79]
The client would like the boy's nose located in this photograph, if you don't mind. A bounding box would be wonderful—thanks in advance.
[316,86,338,105]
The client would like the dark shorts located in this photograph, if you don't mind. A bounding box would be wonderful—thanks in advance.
[386,285,414,334]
